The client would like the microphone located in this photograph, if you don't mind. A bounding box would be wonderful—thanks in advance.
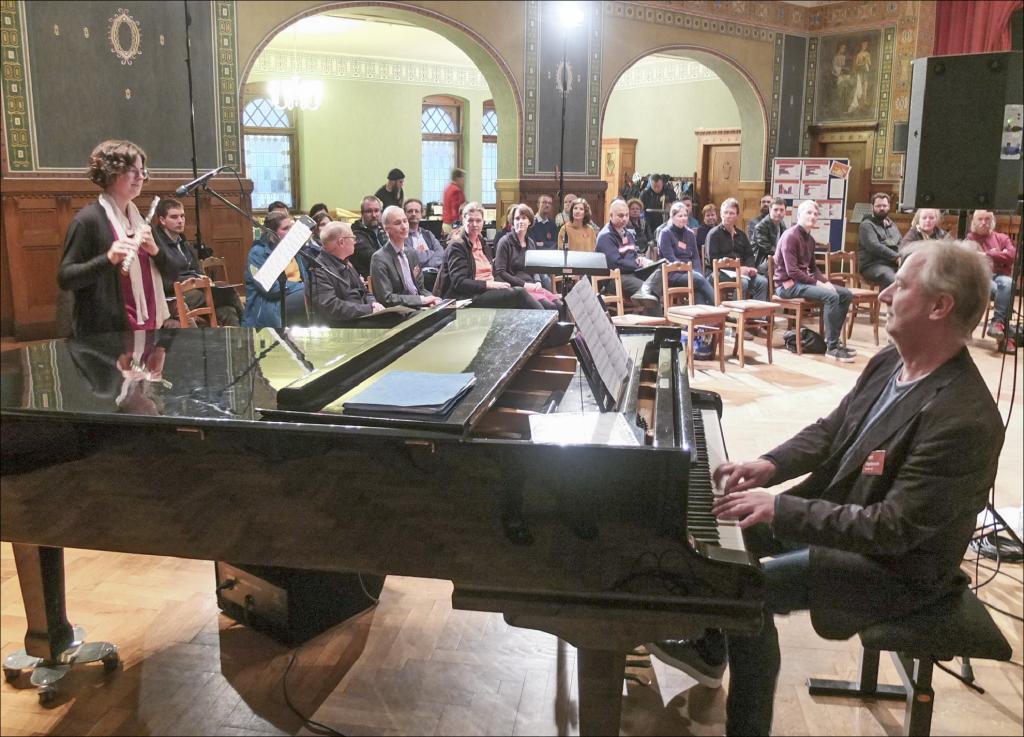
[174,166,226,196]
[562,227,569,253]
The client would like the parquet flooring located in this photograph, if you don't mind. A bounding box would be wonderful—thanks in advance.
[1,322,1022,736]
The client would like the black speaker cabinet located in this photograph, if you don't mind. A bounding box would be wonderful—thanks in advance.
[902,51,1023,211]
[215,562,384,645]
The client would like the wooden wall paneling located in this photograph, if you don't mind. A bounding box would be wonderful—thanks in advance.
[0,177,254,339]
[601,138,637,221]
[1,203,13,336]
[695,128,742,213]
[494,179,522,228]
[738,180,769,224]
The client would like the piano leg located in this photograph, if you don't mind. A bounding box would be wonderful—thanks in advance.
[577,648,627,736]
[11,544,74,660]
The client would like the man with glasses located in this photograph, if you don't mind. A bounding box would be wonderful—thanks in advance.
[351,195,387,278]
[306,221,398,327]
[370,206,441,309]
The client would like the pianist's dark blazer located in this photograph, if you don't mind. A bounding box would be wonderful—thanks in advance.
[369,242,431,308]
[759,345,1003,640]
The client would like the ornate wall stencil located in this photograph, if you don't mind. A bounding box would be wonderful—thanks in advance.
[612,58,718,90]
[523,0,539,173]
[11,1,234,173]
[108,7,142,65]
[1,0,32,170]
[765,32,784,179]
[605,1,775,43]
[872,25,895,180]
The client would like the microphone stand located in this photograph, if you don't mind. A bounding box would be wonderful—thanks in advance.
[182,1,210,259]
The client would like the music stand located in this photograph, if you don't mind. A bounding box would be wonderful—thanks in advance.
[525,250,609,321]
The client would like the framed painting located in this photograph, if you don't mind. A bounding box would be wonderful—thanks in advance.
[814,30,882,124]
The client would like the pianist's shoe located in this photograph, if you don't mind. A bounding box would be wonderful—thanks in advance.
[648,630,727,688]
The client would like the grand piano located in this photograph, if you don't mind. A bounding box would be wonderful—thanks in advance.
[0,306,763,734]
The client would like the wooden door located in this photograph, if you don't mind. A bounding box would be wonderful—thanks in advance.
[703,144,740,208]
[601,138,636,217]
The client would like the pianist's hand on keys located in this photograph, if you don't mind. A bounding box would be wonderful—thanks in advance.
[711,459,778,529]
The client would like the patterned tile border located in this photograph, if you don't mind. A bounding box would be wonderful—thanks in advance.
[585,0,602,177]
[252,49,489,90]
[801,36,818,157]
[872,25,895,180]
[214,0,239,169]
[765,31,783,180]
[523,0,539,174]
[1,0,33,170]
[604,1,775,44]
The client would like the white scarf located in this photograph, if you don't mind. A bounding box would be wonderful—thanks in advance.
[99,193,169,327]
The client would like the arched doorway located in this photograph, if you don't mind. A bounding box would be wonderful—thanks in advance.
[239,2,521,212]
[601,47,768,219]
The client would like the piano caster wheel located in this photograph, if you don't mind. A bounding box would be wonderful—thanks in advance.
[102,652,120,673]
[38,685,57,706]
[3,667,20,683]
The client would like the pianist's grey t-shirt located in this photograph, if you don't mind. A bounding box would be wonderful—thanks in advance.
[839,364,927,469]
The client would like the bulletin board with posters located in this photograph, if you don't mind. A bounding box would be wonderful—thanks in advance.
[770,158,850,251]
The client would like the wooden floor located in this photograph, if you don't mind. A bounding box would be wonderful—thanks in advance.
[1,321,1022,736]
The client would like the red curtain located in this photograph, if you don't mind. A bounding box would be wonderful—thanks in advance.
[934,0,1022,55]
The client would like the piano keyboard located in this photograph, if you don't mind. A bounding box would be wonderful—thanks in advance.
[688,407,746,553]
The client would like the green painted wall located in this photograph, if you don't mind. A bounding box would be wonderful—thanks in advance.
[601,79,741,177]
[293,79,494,214]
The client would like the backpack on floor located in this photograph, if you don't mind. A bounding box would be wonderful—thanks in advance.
[783,327,827,354]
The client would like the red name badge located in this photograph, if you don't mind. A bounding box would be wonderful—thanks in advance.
[862,450,886,476]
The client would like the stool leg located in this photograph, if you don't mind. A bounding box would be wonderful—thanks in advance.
[795,309,803,355]
[765,313,774,365]
[807,647,905,700]
[893,653,935,737]
[737,314,746,367]
[873,300,880,345]
[718,322,726,373]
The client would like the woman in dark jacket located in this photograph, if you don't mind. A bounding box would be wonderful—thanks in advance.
[899,207,950,255]
[627,198,655,258]
[492,203,560,310]
[436,201,545,310]
[58,139,186,337]
[659,201,715,305]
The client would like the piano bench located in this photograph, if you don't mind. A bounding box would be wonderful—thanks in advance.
[807,589,1012,737]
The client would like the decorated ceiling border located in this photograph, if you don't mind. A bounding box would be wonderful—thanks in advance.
[604,1,775,44]
[629,0,804,33]
[1,0,34,171]
[808,1,905,32]
[613,58,718,90]
[764,32,784,181]
[214,0,239,169]
[252,49,490,90]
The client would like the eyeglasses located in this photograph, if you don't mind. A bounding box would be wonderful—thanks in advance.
[126,165,149,180]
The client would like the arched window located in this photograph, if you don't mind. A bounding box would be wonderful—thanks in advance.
[421,95,462,204]
[242,91,299,211]
[481,101,498,207]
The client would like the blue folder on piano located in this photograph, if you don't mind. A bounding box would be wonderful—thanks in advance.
[342,371,476,417]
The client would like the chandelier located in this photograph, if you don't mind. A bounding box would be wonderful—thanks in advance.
[267,77,324,111]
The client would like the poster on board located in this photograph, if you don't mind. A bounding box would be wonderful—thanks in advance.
[771,157,849,252]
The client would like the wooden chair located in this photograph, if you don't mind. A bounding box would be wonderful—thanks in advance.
[201,256,228,284]
[824,250,880,345]
[591,269,625,317]
[173,276,218,328]
[711,258,780,368]
[661,262,729,376]
[767,255,825,356]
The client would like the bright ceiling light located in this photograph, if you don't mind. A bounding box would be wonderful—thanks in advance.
[559,2,585,28]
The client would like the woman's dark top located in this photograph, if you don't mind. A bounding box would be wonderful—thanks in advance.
[493,231,540,288]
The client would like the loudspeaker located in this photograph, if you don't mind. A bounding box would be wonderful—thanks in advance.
[902,52,1023,211]
[215,562,384,645]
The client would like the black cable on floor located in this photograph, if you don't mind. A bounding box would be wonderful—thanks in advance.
[282,650,346,737]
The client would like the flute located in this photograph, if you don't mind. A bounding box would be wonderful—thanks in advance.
[122,196,161,274]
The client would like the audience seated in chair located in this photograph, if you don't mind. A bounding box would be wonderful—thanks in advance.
[751,197,787,277]
[596,199,663,316]
[626,198,655,257]
[307,221,403,328]
[707,198,769,301]
[493,203,561,310]
[857,192,901,289]
[369,206,441,311]
[746,194,773,241]
[350,195,388,278]
[967,209,1018,352]
[773,200,854,362]
[154,198,242,327]
[659,200,714,305]
[556,198,598,252]
[435,202,547,310]
[528,194,559,250]
[899,207,950,253]
[404,198,444,293]
[241,211,309,329]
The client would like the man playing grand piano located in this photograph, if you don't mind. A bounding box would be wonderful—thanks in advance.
[654,241,1004,736]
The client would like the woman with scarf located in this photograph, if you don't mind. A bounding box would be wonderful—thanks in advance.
[58,140,186,337]
[899,208,950,255]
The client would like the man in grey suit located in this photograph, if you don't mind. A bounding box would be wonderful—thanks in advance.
[370,206,441,309]
[653,240,1004,736]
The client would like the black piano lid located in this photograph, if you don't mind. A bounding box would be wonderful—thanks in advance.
[0,309,558,438]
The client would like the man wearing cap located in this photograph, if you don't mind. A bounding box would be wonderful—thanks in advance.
[375,168,406,210]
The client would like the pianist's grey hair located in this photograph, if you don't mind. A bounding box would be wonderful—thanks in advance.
[900,240,992,340]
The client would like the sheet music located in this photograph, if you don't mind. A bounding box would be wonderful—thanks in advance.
[254,218,313,292]
[566,277,630,405]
